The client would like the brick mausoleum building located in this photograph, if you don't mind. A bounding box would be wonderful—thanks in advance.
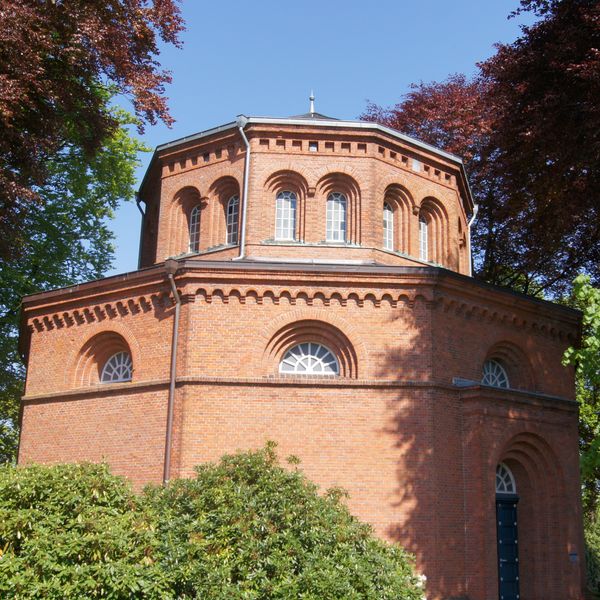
[18,104,586,599]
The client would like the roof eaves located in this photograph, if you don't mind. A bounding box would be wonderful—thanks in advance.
[139,115,474,213]
[245,117,474,213]
[138,120,238,195]
[246,116,464,163]
[155,120,238,153]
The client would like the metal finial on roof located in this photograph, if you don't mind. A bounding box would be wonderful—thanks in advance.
[309,91,315,115]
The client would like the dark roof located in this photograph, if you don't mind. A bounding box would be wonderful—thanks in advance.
[287,112,338,121]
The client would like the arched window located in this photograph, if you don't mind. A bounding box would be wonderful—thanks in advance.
[189,205,201,252]
[496,463,516,494]
[326,192,347,242]
[100,351,133,383]
[275,191,297,241]
[482,359,510,388]
[419,214,428,261]
[383,203,394,250]
[226,195,239,244]
[280,343,339,375]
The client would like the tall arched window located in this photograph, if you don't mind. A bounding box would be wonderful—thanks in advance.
[326,192,347,242]
[280,343,339,375]
[419,214,428,261]
[189,205,201,252]
[275,191,297,241]
[100,351,133,383]
[226,195,239,244]
[482,359,510,388]
[383,203,394,250]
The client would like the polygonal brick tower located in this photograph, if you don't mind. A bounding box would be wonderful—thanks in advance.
[19,105,586,600]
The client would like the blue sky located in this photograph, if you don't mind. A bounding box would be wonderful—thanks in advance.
[108,0,534,275]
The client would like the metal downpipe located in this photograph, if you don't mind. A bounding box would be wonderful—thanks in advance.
[467,204,479,277]
[163,263,181,484]
[135,193,146,270]
[234,116,250,261]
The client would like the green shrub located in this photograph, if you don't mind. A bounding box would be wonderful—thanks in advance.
[0,462,172,599]
[0,446,425,599]
[585,515,600,597]
[146,442,425,599]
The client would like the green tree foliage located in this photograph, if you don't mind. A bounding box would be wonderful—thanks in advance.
[563,275,600,517]
[480,0,600,295]
[0,109,147,464]
[0,0,183,259]
[0,446,426,599]
[362,0,600,296]
[584,514,600,597]
[0,1,184,462]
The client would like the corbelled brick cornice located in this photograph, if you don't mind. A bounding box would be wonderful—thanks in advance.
[20,261,580,360]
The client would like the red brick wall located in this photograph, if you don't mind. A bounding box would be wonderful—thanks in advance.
[19,264,585,599]
[19,387,167,485]
[140,123,470,273]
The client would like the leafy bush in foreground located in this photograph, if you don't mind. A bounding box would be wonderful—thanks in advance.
[0,446,425,599]
[0,462,171,599]
[585,512,600,597]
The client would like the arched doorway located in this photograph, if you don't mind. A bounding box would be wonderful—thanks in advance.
[496,463,519,600]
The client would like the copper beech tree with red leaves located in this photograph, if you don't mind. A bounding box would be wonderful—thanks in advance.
[0,0,184,259]
[363,0,600,296]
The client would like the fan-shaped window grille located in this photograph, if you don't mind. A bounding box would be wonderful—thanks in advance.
[189,205,201,252]
[100,351,133,383]
[226,195,239,244]
[496,463,516,494]
[275,191,297,240]
[383,203,394,250]
[482,359,510,388]
[280,343,339,375]
[419,215,428,261]
[326,192,347,242]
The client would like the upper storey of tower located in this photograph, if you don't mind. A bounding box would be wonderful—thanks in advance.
[137,113,475,275]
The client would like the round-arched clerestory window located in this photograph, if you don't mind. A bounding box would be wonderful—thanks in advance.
[280,342,339,375]
[419,214,429,261]
[226,195,240,245]
[383,202,394,251]
[100,351,133,383]
[189,204,201,252]
[326,192,347,242]
[482,359,510,388]
[496,463,516,495]
[275,191,297,241]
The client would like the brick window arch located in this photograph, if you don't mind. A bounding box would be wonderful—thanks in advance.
[316,172,361,244]
[419,197,448,265]
[383,184,414,254]
[265,170,309,242]
[208,176,241,248]
[265,319,358,378]
[482,341,535,391]
[169,186,203,257]
[74,332,134,387]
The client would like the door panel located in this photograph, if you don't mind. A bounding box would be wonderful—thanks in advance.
[497,496,520,600]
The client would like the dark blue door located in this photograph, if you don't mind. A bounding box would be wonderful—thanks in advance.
[496,495,519,600]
